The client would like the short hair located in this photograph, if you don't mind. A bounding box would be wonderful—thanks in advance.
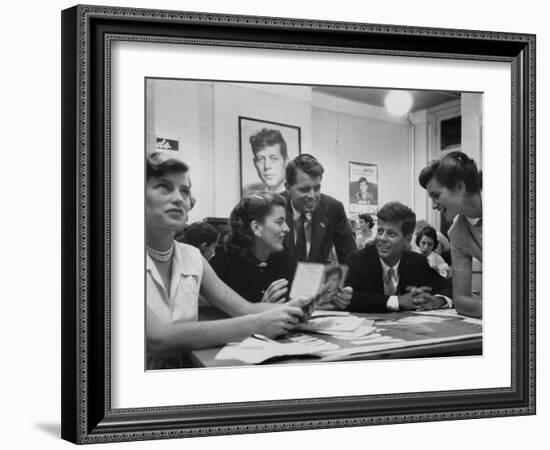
[418,151,482,194]
[147,152,189,180]
[358,213,374,229]
[249,129,288,159]
[227,192,287,261]
[325,265,343,280]
[285,154,324,186]
[415,225,439,249]
[414,219,429,234]
[175,221,219,247]
[358,177,368,185]
[376,202,416,237]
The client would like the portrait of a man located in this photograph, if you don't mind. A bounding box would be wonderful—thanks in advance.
[239,117,301,196]
[349,161,379,215]
[246,128,288,194]
[355,176,377,204]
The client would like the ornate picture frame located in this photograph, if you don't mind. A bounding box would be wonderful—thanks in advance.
[61,5,535,444]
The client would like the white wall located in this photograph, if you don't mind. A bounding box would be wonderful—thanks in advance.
[3,1,546,450]
[312,105,410,209]
[148,78,412,221]
[462,93,483,165]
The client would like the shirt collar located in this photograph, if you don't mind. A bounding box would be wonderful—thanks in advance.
[466,216,482,226]
[291,202,312,222]
[146,242,202,278]
[379,257,401,276]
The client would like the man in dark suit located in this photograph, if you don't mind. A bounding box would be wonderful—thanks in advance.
[281,154,356,265]
[346,201,452,313]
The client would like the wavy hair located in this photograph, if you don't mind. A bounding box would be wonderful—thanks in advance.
[285,154,324,186]
[249,128,288,159]
[146,152,189,180]
[418,151,482,194]
[358,213,374,229]
[377,202,416,237]
[227,192,287,263]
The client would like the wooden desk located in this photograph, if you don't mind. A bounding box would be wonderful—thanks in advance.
[191,307,482,368]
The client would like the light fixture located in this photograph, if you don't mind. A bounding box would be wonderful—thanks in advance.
[384,90,413,116]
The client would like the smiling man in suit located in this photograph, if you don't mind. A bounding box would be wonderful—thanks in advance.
[346,201,452,313]
[281,154,356,264]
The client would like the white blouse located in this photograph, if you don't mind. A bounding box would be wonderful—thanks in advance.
[146,242,203,368]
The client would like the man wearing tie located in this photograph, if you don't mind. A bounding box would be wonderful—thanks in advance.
[280,154,356,264]
[345,201,452,313]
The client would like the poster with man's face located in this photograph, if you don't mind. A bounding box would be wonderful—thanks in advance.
[239,117,301,197]
[349,161,379,214]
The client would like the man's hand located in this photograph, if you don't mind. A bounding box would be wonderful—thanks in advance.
[414,294,446,311]
[398,289,447,311]
[317,287,353,311]
[397,292,422,311]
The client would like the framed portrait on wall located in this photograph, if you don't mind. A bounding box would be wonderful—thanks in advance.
[239,116,301,196]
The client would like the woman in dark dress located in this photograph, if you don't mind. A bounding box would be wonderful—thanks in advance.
[210,192,297,303]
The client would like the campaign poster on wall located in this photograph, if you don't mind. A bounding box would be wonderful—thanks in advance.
[349,161,378,215]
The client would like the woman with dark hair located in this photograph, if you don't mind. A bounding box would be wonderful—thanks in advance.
[145,153,309,369]
[175,221,219,261]
[355,213,376,249]
[419,151,482,317]
[210,192,297,304]
[415,226,450,278]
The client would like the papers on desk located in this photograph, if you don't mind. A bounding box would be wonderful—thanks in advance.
[319,333,482,361]
[296,315,376,339]
[215,334,339,364]
[298,315,365,332]
[412,309,483,326]
[311,310,351,317]
[376,315,452,326]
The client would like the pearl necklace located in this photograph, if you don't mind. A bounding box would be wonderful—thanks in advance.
[147,244,174,263]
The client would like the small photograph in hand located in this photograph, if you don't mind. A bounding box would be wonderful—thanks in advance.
[288,262,326,299]
[321,264,348,296]
[288,262,326,322]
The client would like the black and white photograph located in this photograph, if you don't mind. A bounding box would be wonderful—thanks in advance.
[239,116,301,196]
[145,78,483,370]
[56,2,538,446]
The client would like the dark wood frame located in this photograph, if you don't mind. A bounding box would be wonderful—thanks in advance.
[61,5,536,444]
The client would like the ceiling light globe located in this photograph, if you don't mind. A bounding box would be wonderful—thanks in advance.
[385,91,413,116]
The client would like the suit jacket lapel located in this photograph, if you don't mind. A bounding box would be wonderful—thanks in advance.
[367,246,385,294]
[309,201,328,262]
[397,251,412,295]
[282,192,299,260]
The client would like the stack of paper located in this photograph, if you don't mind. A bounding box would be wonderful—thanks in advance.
[214,335,339,364]
[296,314,376,339]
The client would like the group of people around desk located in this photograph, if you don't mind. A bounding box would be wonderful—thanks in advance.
[145,144,482,369]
